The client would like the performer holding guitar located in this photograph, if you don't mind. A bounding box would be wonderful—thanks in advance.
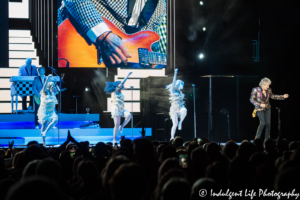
[58,0,167,68]
[104,72,133,144]
[250,77,289,140]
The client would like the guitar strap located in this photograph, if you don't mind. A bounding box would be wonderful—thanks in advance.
[126,0,157,33]
[140,0,158,27]
[127,0,136,19]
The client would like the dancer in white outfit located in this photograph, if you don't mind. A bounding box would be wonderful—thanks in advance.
[104,72,132,144]
[166,69,187,140]
[37,74,59,146]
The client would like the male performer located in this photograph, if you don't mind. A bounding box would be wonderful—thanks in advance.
[18,58,38,110]
[58,0,166,66]
[250,77,289,140]
[32,67,46,129]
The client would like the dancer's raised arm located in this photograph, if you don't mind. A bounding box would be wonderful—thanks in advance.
[116,72,132,91]
[42,74,52,93]
[170,69,178,92]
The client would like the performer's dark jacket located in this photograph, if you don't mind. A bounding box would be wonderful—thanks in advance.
[250,87,284,111]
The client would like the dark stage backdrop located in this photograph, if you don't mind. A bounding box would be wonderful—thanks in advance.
[0,1,9,68]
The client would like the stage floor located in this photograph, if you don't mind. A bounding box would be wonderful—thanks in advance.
[0,113,151,146]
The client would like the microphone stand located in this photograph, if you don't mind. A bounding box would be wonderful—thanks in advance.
[276,107,281,139]
[130,86,134,140]
[48,66,65,145]
[192,84,196,139]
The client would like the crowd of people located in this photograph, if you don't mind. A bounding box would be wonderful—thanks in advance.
[1,131,300,200]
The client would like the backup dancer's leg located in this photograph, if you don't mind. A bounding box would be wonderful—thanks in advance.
[41,121,47,136]
[178,108,187,130]
[41,121,48,146]
[43,118,58,135]
[113,116,121,144]
[119,111,132,134]
[170,114,178,140]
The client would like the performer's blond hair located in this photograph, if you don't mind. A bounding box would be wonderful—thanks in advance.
[259,77,271,87]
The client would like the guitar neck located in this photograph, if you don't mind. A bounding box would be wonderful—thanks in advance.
[148,52,167,65]
[138,48,166,67]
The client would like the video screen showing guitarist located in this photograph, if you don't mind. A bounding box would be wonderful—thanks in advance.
[58,0,167,68]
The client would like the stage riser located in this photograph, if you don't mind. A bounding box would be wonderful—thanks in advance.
[0,128,152,146]
[0,114,99,122]
[0,121,97,129]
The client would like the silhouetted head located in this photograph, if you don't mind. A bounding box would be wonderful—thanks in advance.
[158,158,180,179]
[109,163,147,200]
[237,141,256,160]
[95,142,109,158]
[23,145,43,165]
[22,160,41,179]
[228,156,253,190]
[27,141,39,148]
[253,164,277,190]
[35,158,62,183]
[264,139,276,153]
[5,176,64,200]
[120,139,132,150]
[191,178,219,200]
[289,141,299,151]
[191,147,208,166]
[290,149,300,164]
[155,169,186,200]
[275,167,300,192]
[249,152,269,170]
[102,155,130,188]
[173,136,184,149]
[206,142,221,160]
[158,146,176,163]
[222,141,239,160]
[133,138,153,159]
[253,138,264,152]
[76,161,100,184]
[160,177,190,200]
[206,162,228,189]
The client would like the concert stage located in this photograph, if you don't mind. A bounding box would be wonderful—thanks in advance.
[0,113,151,147]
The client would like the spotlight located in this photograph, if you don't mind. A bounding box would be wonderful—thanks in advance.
[203,27,206,31]
[199,53,204,59]
[199,1,204,5]
[85,88,89,92]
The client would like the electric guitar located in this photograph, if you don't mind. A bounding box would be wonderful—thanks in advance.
[34,88,66,105]
[58,18,166,68]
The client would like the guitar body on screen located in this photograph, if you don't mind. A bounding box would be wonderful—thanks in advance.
[58,18,166,68]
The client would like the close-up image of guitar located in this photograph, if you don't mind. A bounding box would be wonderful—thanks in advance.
[58,17,167,68]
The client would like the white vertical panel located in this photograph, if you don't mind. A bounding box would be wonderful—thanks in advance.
[0,91,23,101]
[0,69,19,77]
[0,103,29,113]
[0,79,12,89]
[9,0,29,19]
[111,90,140,101]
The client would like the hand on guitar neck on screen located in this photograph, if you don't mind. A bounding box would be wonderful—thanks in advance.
[97,31,132,65]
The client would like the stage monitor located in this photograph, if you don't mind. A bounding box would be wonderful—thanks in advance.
[57,0,167,69]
